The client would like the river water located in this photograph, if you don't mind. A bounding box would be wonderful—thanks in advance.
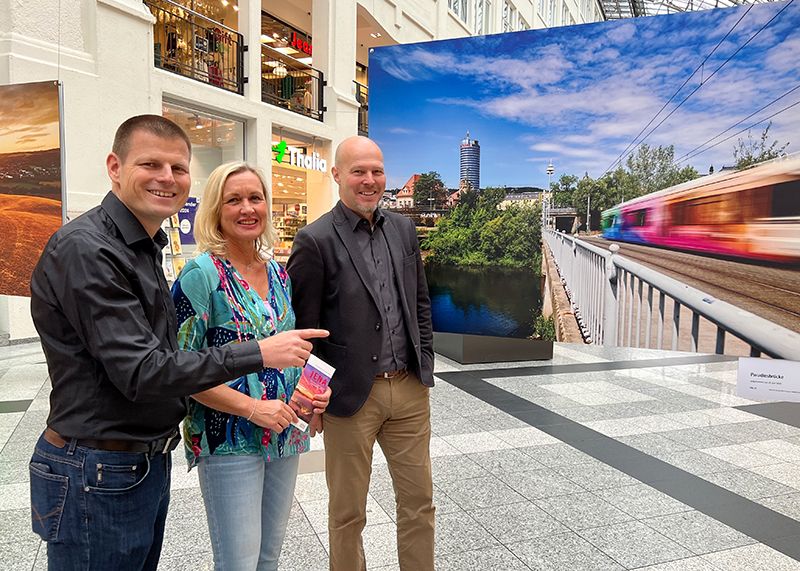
[425,263,543,339]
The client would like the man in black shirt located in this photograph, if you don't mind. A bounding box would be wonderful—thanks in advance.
[28,115,326,571]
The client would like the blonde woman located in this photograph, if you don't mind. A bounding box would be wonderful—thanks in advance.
[171,162,329,570]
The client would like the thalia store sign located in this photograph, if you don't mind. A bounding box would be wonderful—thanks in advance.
[272,140,327,173]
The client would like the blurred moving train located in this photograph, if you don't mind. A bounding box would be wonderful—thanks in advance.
[600,155,800,263]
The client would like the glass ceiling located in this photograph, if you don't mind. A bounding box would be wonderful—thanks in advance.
[600,0,779,19]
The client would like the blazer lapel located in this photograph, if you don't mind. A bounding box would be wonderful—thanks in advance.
[332,211,383,312]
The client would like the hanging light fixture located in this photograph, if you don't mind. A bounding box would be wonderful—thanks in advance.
[274,63,288,77]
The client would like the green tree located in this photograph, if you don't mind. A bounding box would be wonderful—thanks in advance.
[550,174,578,208]
[624,144,699,197]
[456,186,479,211]
[424,190,543,271]
[564,174,621,231]
[733,122,790,169]
[413,171,447,208]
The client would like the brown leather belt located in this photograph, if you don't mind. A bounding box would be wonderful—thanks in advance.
[44,427,179,456]
[377,368,406,379]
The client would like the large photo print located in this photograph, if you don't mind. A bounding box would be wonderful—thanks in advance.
[369,2,800,353]
[0,81,63,297]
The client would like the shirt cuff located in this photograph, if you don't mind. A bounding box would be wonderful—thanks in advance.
[227,340,264,377]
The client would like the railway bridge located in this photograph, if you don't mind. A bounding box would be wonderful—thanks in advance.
[542,230,800,360]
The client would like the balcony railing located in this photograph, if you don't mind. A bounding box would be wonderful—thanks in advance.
[261,44,324,121]
[146,0,245,94]
[354,80,368,136]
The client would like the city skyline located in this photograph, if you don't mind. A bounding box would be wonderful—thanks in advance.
[369,1,800,191]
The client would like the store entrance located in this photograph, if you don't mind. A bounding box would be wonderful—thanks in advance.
[272,164,308,263]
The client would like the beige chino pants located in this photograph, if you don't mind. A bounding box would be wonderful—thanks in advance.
[323,371,435,571]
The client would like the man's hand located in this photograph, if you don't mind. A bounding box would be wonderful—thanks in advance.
[311,386,331,415]
[257,329,329,369]
[249,399,299,432]
[309,414,323,437]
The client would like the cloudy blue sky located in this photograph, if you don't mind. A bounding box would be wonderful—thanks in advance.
[369,1,800,190]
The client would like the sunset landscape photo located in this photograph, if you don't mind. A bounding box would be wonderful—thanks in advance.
[0,81,63,297]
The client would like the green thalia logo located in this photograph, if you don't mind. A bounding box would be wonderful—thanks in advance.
[272,140,327,173]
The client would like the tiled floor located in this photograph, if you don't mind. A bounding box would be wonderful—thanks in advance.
[2,341,800,570]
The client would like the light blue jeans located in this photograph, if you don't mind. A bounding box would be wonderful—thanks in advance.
[197,453,300,571]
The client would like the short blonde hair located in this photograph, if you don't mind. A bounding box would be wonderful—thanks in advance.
[194,162,277,258]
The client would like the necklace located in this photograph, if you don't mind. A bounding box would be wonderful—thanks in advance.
[211,254,275,343]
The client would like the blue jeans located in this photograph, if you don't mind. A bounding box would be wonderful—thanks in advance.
[29,432,172,571]
[197,453,299,571]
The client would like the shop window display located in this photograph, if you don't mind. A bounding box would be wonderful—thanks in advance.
[260,11,323,121]
[162,102,244,276]
[146,0,243,93]
[272,166,309,263]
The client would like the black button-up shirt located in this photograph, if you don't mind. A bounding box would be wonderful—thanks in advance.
[339,203,409,372]
[30,192,263,442]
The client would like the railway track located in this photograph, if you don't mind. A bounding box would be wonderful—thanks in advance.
[582,237,800,333]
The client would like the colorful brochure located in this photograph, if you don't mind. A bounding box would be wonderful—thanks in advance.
[289,354,335,431]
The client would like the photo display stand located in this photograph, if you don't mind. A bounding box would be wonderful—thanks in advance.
[434,332,553,364]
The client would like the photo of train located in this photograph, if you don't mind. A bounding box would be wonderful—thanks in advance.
[601,155,800,263]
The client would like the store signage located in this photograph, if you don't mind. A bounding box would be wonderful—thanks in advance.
[178,197,199,245]
[272,140,327,173]
[737,357,800,402]
[290,32,312,56]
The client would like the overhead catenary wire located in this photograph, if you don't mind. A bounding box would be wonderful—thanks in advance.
[673,82,800,164]
[604,0,794,176]
[675,97,800,163]
[603,3,754,175]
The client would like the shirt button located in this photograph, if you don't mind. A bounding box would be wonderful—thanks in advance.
[371,355,378,362]
[375,323,381,330]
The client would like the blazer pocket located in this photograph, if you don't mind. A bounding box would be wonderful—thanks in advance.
[402,252,417,265]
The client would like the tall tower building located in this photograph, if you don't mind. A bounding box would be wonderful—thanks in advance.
[460,131,481,191]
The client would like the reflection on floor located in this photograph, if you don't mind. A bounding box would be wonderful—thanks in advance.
[2,341,800,570]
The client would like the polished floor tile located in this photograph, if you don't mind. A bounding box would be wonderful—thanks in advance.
[3,342,800,569]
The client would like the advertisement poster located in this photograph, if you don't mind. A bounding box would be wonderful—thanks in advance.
[369,2,800,347]
[0,81,64,297]
[177,196,199,245]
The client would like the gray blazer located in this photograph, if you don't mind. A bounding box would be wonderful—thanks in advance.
[286,202,434,417]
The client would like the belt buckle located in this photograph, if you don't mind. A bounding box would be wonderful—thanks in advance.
[149,431,178,457]
[161,432,177,455]
[382,369,404,379]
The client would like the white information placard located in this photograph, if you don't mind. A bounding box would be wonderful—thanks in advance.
[737,357,800,402]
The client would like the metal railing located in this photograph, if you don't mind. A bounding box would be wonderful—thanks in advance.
[261,44,324,121]
[146,0,245,94]
[544,230,800,360]
[354,81,369,135]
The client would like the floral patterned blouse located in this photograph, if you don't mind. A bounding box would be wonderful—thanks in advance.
[171,252,309,468]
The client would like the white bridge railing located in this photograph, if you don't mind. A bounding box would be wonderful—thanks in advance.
[544,230,800,360]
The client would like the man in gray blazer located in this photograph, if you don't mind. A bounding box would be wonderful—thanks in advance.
[287,136,435,571]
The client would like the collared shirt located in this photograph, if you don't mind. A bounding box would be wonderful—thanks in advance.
[30,192,263,442]
[337,202,409,372]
